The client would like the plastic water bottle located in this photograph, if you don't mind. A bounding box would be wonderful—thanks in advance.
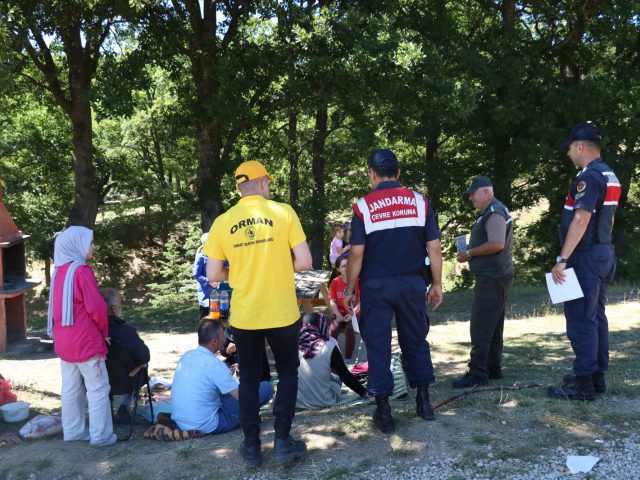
[220,290,230,319]
[210,289,220,320]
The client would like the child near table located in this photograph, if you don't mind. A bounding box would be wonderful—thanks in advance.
[328,224,349,267]
[328,254,359,363]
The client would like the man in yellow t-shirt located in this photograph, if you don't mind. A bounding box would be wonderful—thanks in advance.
[204,160,312,468]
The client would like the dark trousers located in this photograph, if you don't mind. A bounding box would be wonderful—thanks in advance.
[469,274,513,378]
[231,321,300,446]
[329,320,356,359]
[359,275,435,396]
[199,306,210,319]
[564,245,616,376]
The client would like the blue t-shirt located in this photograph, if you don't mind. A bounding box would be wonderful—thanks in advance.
[350,180,440,280]
[171,346,238,433]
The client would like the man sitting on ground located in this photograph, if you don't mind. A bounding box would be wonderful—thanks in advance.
[171,319,273,435]
[102,288,151,423]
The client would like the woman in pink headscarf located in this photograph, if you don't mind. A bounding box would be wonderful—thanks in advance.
[47,226,116,446]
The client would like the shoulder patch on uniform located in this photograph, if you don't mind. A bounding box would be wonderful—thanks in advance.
[576,180,587,193]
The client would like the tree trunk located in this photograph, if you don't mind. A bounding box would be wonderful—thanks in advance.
[288,108,300,212]
[500,0,516,29]
[424,132,440,210]
[490,0,518,209]
[151,129,171,242]
[196,121,224,233]
[492,134,513,208]
[152,131,166,187]
[142,191,152,245]
[67,99,98,228]
[310,98,328,269]
[44,256,51,287]
[58,18,101,229]
[186,7,225,234]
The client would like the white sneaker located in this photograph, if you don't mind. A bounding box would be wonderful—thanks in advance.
[91,433,117,447]
[64,431,90,442]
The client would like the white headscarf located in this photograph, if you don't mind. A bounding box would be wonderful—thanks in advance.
[196,232,208,257]
[47,226,94,337]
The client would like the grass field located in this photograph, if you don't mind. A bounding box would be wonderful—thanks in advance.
[1,284,639,479]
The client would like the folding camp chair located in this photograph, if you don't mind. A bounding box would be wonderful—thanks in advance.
[106,339,154,441]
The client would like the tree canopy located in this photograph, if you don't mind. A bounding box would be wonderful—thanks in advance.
[1,0,639,283]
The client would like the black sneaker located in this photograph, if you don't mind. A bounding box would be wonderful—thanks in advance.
[114,405,130,424]
[273,436,307,463]
[452,372,488,389]
[239,440,262,468]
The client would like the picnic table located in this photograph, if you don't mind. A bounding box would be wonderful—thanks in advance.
[294,269,331,299]
[294,270,331,312]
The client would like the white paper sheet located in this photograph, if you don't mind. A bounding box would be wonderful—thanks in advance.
[566,455,599,474]
[351,315,360,334]
[455,235,467,252]
[545,268,584,304]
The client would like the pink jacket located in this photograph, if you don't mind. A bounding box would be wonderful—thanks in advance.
[52,263,108,363]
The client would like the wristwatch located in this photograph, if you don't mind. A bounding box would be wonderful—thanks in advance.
[556,256,567,264]
[343,288,355,296]
[466,250,472,260]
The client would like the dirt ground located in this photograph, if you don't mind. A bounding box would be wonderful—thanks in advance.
[1,297,640,480]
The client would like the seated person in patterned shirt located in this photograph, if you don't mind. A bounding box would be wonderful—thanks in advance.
[296,312,366,410]
[171,319,272,435]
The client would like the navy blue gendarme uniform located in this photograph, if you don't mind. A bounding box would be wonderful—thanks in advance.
[561,158,620,377]
[350,180,441,396]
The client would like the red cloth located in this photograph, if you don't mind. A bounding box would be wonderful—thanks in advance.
[52,263,108,363]
[351,362,368,374]
[328,276,360,315]
[0,379,18,406]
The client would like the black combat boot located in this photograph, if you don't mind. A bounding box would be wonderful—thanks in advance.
[563,371,607,393]
[415,385,434,421]
[273,435,307,463]
[239,440,262,468]
[372,395,395,433]
[548,374,596,401]
[592,371,607,393]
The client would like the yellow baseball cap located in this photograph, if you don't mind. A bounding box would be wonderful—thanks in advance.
[235,160,272,184]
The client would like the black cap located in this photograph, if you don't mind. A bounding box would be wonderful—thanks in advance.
[463,176,493,195]
[368,148,398,169]
[559,122,602,150]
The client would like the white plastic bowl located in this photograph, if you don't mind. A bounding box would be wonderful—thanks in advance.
[0,401,30,422]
